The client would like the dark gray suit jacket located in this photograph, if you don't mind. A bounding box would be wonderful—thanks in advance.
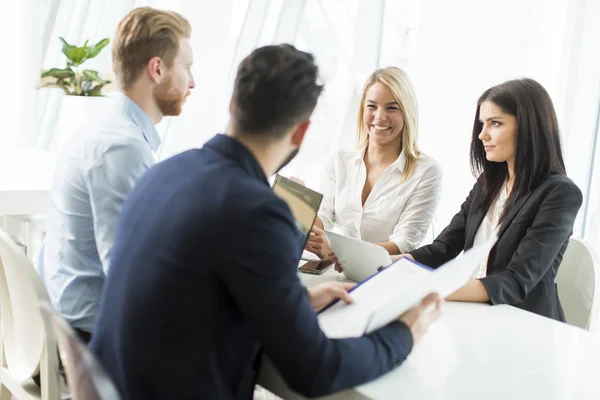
[409,174,583,321]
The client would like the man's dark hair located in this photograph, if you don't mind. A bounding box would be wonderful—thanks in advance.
[230,44,324,139]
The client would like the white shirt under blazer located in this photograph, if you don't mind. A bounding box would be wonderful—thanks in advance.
[318,147,443,253]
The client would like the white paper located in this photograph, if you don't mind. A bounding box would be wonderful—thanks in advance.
[318,237,497,338]
[317,259,432,338]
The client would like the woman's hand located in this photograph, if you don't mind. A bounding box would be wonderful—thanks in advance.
[332,253,344,273]
[305,226,332,260]
[391,253,414,262]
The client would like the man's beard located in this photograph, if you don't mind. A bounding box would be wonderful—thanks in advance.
[153,75,187,116]
[275,148,299,174]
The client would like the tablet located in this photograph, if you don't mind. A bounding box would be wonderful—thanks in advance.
[325,231,393,282]
[272,174,323,249]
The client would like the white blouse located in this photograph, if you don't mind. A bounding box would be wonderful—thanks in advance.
[471,183,508,278]
[317,147,443,253]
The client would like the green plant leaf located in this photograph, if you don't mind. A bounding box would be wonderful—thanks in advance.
[41,67,75,79]
[59,37,74,54]
[40,81,65,89]
[58,80,72,94]
[82,69,108,84]
[59,37,78,63]
[86,38,110,59]
[71,47,90,66]
[40,74,74,94]
[87,84,106,96]
[59,36,90,66]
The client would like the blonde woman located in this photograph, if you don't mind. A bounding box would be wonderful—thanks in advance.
[307,67,442,259]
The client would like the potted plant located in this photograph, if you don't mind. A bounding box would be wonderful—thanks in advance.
[41,37,112,152]
[41,37,111,96]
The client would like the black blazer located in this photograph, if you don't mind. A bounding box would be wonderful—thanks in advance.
[409,174,583,321]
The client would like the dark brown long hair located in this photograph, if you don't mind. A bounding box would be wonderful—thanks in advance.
[470,78,566,223]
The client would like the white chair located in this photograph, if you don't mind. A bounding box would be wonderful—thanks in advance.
[0,228,62,399]
[555,236,600,331]
[39,303,121,400]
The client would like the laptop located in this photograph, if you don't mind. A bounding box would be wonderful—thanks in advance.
[325,230,393,282]
[272,174,323,250]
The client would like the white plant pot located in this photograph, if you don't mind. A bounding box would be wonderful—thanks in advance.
[50,95,112,154]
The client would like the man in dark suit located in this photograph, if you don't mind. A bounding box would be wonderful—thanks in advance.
[90,44,441,399]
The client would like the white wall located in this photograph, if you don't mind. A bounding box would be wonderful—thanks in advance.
[415,0,577,232]
[564,0,600,241]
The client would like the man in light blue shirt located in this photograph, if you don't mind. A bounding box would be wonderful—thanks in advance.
[37,7,195,339]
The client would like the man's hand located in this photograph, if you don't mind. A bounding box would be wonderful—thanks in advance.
[305,226,332,260]
[398,293,442,344]
[307,282,356,312]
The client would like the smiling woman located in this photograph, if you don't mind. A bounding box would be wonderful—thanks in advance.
[306,67,443,260]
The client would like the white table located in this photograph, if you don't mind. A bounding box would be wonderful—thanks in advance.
[0,146,56,216]
[0,146,55,258]
[258,269,600,399]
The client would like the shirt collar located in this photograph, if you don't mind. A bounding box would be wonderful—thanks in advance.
[204,134,268,185]
[112,92,161,152]
[351,146,406,172]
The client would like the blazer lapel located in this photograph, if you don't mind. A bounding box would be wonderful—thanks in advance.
[465,209,485,249]
[497,192,533,239]
[465,190,486,250]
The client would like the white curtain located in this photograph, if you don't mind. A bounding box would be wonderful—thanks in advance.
[0,0,41,146]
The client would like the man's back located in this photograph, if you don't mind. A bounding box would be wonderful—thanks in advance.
[38,93,160,334]
[92,134,414,400]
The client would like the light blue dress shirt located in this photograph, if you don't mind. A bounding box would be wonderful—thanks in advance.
[36,93,160,333]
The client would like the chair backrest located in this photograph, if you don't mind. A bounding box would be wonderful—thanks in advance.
[0,228,59,398]
[555,237,600,331]
[39,303,122,400]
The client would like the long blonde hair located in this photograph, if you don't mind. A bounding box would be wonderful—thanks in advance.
[357,67,420,179]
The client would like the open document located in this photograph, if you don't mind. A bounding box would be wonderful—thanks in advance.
[317,237,497,338]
